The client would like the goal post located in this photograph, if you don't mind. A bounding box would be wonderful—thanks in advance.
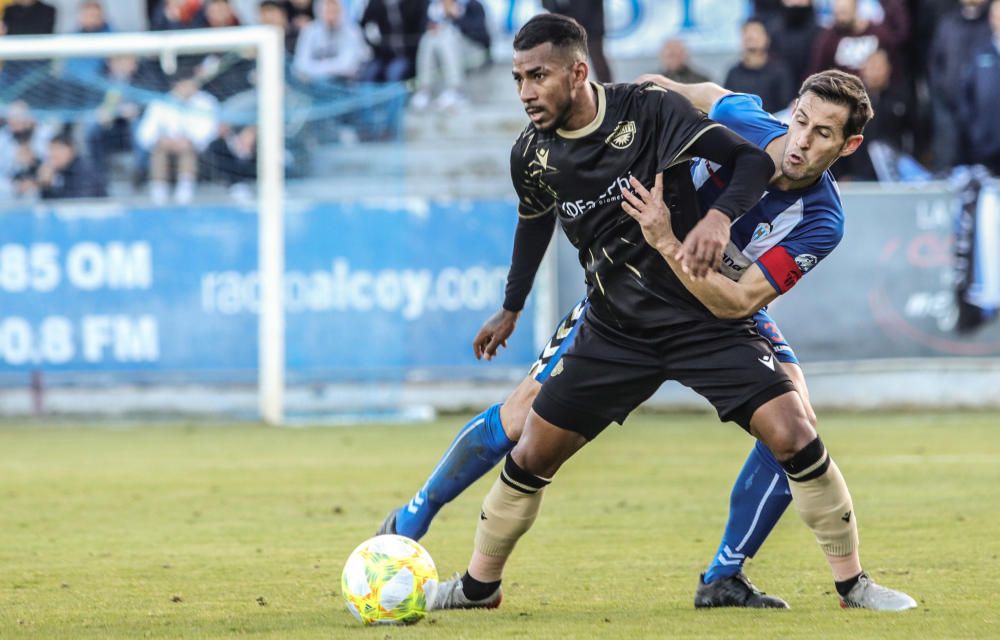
[0,27,287,424]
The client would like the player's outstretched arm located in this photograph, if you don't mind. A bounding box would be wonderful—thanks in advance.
[475,212,556,360]
[621,174,778,319]
[635,74,732,114]
[473,308,519,360]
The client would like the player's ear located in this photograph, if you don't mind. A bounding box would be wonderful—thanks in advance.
[839,134,863,158]
[572,59,589,87]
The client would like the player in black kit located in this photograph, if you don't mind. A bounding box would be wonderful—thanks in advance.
[429,13,916,613]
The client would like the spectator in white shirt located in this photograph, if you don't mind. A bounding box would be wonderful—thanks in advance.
[136,75,219,204]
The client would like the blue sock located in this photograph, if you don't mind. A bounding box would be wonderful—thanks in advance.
[703,440,792,583]
[394,403,515,540]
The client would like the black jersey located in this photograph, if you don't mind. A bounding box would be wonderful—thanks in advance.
[510,81,732,333]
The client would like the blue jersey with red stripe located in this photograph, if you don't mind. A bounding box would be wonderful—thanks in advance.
[692,93,845,295]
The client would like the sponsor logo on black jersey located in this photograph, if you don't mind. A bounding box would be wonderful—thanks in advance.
[605,120,636,150]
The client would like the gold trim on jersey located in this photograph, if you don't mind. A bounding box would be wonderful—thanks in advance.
[557,82,606,139]
[666,123,723,168]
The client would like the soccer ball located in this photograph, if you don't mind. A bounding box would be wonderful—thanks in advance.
[341,534,438,625]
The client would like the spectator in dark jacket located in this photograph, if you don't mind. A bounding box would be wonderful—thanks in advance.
[929,0,993,171]
[205,124,257,191]
[36,133,108,200]
[259,0,300,54]
[766,0,820,87]
[1,0,56,35]
[834,48,916,180]
[724,19,795,113]
[1,0,57,83]
[657,38,710,85]
[808,0,909,78]
[959,0,1000,174]
[359,0,429,83]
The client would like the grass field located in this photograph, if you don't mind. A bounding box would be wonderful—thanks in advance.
[2,410,999,639]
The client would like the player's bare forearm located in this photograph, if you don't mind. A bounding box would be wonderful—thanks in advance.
[621,174,776,319]
[634,74,731,113]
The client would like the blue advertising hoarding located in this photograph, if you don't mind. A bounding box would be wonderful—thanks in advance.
[0,199,534,383]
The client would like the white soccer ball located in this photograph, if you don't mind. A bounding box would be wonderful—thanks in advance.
[341,534,438,625]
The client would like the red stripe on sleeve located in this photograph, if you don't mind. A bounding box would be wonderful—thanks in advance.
[758,246,803,293]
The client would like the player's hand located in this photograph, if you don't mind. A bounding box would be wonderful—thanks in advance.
[620,173,679,254]
[473,308,519,361]
[677,208,730,279]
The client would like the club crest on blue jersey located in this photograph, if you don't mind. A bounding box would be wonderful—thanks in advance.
[752,222,772,242]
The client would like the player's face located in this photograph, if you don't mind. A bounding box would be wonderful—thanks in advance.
[512,43,585,131]
[781,92,863,183]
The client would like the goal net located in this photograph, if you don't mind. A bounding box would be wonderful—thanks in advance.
[0,25,539,425]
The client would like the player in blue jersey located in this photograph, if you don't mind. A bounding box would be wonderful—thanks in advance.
[379,66,915,610]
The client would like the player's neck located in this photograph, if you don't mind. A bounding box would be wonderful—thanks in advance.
[561,81,599,132]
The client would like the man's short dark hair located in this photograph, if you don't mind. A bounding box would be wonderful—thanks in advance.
[513,13,588,62]
[49,132,74,148]
[798,69,874,138]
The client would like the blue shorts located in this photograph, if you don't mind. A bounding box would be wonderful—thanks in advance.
[529,299,799,383]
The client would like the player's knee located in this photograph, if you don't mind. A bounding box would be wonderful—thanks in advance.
[500,378,540,441]
[510,440,558,479]
[764,416,817,462]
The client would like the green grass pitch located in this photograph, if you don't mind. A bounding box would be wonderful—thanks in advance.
[2,411,998,638]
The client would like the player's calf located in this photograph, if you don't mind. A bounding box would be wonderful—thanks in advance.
[475,454,550,558]
[780,436,858,557]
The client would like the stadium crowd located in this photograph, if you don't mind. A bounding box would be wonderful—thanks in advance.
[0,0,998,201]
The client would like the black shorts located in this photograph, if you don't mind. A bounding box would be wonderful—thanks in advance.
[532,309,796,440]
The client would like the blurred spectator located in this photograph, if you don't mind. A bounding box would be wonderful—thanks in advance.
[766,0,819,87]
[197,0,257,100]
[808,0,910,78]
[259,0,299,54]
[723,19,795,112]
[410,0,491,111]
[358,0,428,83]
[202,0,239,26]
[33,133,108,199]
[136,74,219,204]
[151,0,208,30]
[289,0,314,31]
[1,0,56,35]
[752,0,785,34]
[908,0,958,80]
[0,0,57,83]
[542,0,612,82]
[929,0,992,171]
[959,0,1000,175]
[293,0,367,83]
[85,55,164,185]
[64,1,113,80]
[0,101,55,198]
[204,124,257,200]
[834,48,916,180]
[657,38,710,84]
